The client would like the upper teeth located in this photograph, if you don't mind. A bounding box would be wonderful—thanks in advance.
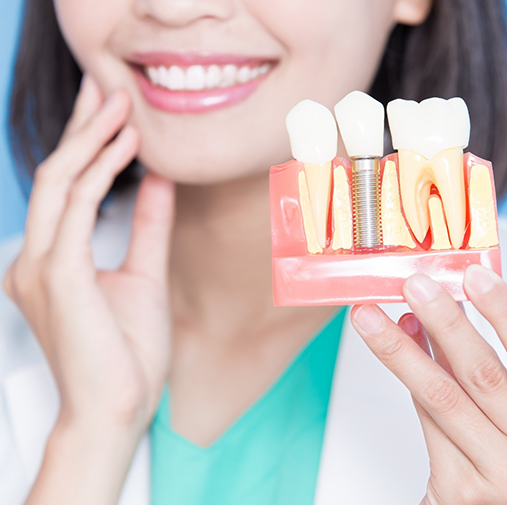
[146,63,271,91]
[334,91,385,158]
[387,97,470,160]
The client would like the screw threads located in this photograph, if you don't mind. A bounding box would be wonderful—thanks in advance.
[352,158,383,249]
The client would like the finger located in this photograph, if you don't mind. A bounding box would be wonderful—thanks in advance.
[399,314,473,473]
[403,274,507,436]
[351,304,507,472]
[464,265,507,349]
[398,313,431,355]
[399,311,456,378]
[412,398,475,476]
[122,173,175,284]
[50,126,139,271]
[23,90,131,259]
[60,74,104,142]
[426,333,456,379]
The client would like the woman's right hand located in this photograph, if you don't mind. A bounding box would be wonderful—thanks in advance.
[3,75,175,505]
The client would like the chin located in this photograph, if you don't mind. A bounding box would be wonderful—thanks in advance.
[135,127,292,185]
[136,147,267,185]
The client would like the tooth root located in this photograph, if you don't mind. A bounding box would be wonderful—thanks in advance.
[430,149,466,249]
[304,162,332,249]
[468,165,499,248]
[429,196,452,250]
[298,171,323,254]
[398,148,466,249]
[332,166,353,250]
[381,161,416,248]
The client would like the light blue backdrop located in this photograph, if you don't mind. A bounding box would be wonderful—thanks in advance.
[1,1,507,240]
[0,0,27,241]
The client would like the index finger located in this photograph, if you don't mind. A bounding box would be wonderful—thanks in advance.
[59,74,104,143]
[22,89,131,260]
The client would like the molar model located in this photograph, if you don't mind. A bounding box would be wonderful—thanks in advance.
[270,93,502,305]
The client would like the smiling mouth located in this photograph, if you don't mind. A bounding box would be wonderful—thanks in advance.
[144,62,273,92]
[130,53,277,113]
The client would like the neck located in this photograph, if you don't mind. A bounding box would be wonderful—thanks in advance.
[170,171,335,341]
[167,169,338,446]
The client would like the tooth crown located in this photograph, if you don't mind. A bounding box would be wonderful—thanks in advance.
[387,97,470,160]
[334,91,385,158]
[286,100,338,164]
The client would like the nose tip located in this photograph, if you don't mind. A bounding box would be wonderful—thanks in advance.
[135,0,234,28]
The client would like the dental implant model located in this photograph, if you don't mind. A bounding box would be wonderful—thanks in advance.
[335,91,384,249]
[270,93,502,305]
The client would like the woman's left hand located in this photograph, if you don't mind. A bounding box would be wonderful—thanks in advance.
[351,265,507,505]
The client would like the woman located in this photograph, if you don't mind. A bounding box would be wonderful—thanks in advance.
[2,0,507,503]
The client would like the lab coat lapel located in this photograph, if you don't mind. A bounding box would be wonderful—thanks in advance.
[314,304,430,505]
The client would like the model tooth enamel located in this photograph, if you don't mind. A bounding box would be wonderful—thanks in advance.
[387,98,470,249]
[286,100,338,251]
[332,166,353,250]
[334,91,385,158]
[428,196,452,250]
[145,63,271,91]
[381,161,416,248]
[468,165,500,248]
[388,97,470,160]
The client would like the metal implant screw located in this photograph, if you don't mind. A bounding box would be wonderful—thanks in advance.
[351,157,383,249]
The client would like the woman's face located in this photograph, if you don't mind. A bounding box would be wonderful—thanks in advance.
[54,0,431,184]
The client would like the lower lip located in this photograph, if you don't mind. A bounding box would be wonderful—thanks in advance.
[134,66,270,114]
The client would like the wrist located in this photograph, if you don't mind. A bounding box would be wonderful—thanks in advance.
[25,415,143,505]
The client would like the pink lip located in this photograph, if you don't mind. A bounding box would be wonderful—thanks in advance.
[130,52,276,114]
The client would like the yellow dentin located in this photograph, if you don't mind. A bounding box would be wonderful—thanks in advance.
[381,161,416,248]
[468,165,499,249]
[331,166,353,250]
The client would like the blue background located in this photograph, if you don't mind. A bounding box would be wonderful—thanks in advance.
[1,0,27,240]
[1,0,506,241]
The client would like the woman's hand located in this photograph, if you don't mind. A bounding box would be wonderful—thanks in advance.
[351,266,507,505]
[3,75,175,504]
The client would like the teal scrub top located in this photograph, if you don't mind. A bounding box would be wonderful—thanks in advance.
[150,309,347,505]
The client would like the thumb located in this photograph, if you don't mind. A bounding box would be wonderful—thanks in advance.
[122,172,175,283]
[398,312,431,356]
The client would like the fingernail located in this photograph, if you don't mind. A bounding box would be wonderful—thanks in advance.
[405,274,440,303]
[465,264,497,295]
[399,314,419,336]
[353,305,384,334]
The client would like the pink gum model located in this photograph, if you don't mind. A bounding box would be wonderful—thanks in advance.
[270,153,502,306]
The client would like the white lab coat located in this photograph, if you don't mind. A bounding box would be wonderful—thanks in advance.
[1,191,506,505]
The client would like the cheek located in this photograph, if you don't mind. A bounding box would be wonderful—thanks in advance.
[249,0,397,101]
[53,0,123,84]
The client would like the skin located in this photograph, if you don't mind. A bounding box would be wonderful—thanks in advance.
[4,0,507,503]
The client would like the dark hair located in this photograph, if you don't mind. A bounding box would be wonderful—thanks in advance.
[9,0,507,197]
